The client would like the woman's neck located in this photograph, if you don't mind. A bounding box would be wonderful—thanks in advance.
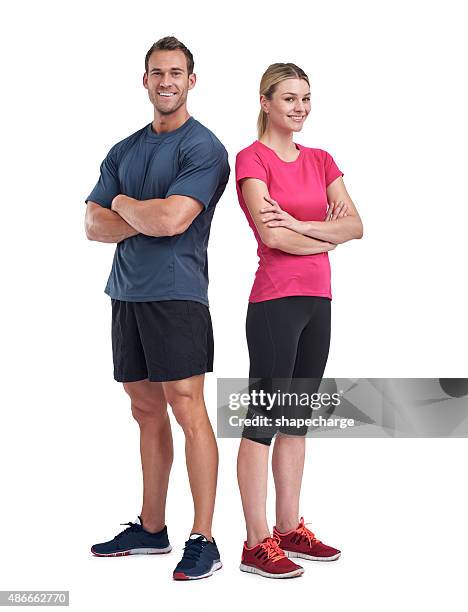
[260,128,298,161]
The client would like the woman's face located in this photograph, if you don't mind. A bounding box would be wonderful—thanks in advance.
[261,78,311,133]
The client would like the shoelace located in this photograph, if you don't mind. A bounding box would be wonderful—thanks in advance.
[115,521,141,539]
[181,536,206,561]
[260,536,286,562]
[295,517,322,547]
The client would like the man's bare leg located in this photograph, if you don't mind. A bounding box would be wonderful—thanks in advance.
[123,379,173,533]
[163,374,218,540]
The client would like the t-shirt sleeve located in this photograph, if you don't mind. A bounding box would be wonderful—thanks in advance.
[165,139,230,210]
[323,151,344,187]
[85,146,121,209]
[235,149,268,185]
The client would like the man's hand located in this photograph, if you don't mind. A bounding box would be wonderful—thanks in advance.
[259,196,304,233]
[85,201,140,243]
[111,194,137,213]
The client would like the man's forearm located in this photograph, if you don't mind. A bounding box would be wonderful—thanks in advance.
[299,216,363,244]
[266,228,336,255]
[86,206,139,243]
[112,195,174,237]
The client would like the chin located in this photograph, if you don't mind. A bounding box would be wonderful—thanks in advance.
[154,101,181,115]
[283,119,305,133]
[155,104,174,112]
[156,108,178,116]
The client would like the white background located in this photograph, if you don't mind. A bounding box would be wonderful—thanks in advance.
[1,0,467,610]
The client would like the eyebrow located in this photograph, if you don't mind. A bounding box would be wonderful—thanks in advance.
[150,67,184,72]
[282,92,311,96]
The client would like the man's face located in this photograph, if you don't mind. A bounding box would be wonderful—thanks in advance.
[143,49,195,115]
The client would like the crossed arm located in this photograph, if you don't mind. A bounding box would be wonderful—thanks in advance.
[240,176,362,256]
[85,195,203,243]
[257,176,363,246]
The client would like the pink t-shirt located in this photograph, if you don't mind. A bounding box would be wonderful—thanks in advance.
[235,140,344,303]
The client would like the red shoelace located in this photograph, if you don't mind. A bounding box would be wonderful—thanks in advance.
[295,517,322,547]
[260,536,286,562]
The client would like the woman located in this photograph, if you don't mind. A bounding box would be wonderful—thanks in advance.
[235,63,363,579]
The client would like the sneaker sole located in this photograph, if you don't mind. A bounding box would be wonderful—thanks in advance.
[284,550,341,562]
[239,563,304,579]
[173,560,223,580]
[91,545,172,557]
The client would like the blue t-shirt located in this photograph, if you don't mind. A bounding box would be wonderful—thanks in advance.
[86,117,230,306]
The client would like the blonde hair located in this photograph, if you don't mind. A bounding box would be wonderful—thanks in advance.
[257,63,310,139]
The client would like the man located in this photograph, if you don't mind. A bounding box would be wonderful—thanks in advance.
[85,36,230,581]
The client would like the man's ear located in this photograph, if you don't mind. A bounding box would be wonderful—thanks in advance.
[143,72,148,89]
[188,73,197,90]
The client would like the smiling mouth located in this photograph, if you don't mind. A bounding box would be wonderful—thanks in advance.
[158,92,176,97]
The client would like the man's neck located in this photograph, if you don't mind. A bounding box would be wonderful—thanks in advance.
[152,109,191,134]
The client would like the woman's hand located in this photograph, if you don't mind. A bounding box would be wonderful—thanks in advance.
[325,200,348,221]
[259,196,304,233]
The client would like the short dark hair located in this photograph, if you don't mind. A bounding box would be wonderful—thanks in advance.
[144,36,194,74]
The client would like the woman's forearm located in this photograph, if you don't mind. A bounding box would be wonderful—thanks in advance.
[299,216,363,244]
[265,228,336,255]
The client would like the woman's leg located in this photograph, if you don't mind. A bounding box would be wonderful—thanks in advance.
[237,299,306,545]
[237,438,270,546]
[272,435,305,532]
[272,297,331,531]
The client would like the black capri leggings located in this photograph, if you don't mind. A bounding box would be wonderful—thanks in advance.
[243,296,331,446]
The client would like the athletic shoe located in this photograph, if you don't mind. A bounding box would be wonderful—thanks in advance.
[91,517,172,557]
[173,534,222,580]
[273,517,341,561]
[240,536,304,578]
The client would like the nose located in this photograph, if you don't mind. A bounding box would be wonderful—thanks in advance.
[294,100,305,113]
[159,75,172,88]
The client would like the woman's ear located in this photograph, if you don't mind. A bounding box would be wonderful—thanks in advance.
[260,94,269,115]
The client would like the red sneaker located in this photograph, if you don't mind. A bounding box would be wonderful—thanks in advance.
[273,518,341,561]
[240,536,304,578]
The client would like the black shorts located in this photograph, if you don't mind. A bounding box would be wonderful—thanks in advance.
[111,299,214,383]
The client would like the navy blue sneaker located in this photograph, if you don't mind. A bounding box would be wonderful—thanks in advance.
[91,517,172,557]
[173,534,222,580]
